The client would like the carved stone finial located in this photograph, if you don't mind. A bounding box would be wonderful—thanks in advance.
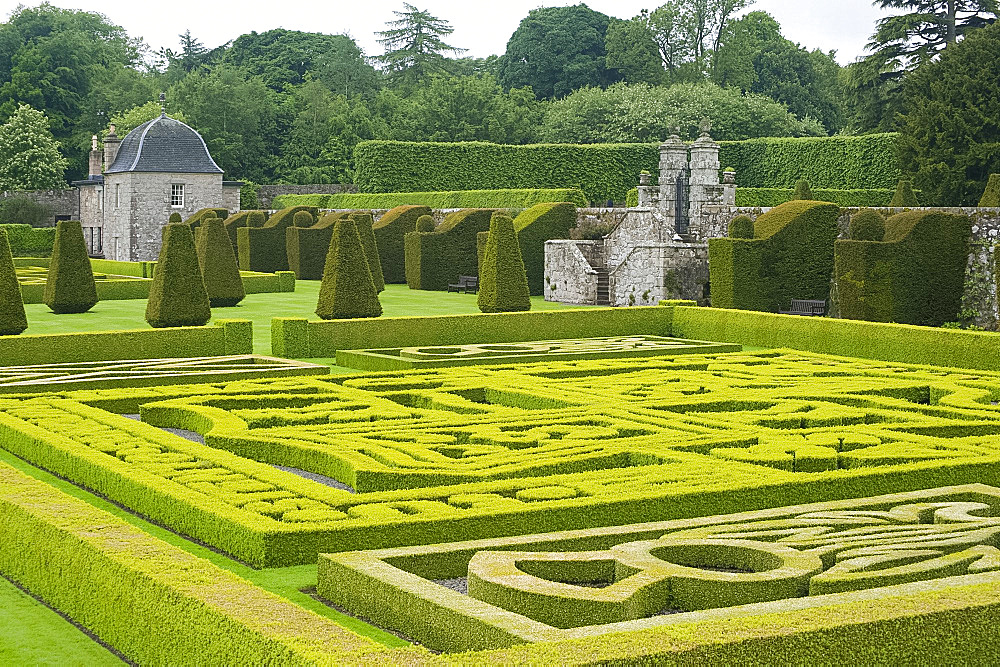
[159,91,167,115]
[108,123,117,138]
[92,135,98,151]
[699,117,712,137]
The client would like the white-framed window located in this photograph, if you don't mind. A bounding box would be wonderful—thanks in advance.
[170,184,185,208]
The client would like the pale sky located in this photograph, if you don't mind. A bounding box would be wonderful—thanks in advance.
[0,1,889,65]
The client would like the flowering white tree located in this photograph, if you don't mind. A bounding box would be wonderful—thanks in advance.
[0,104,68,191]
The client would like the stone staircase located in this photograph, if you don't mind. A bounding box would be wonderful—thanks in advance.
[595,266,610,306]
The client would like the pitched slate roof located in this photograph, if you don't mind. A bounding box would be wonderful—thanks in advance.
[105,114,223,174]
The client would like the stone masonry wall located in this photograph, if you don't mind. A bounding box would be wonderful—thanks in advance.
[610,243,709,307]
[0,189,78,225]
[544,240,598,305]
[259,184,357,209]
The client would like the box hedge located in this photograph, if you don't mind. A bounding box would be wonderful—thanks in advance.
[44,220,98,314]
[146,224,211,328]
[373,205,431,284]
[835,209,971,326]
[352,212,385,292]
[0,224,55,257]
[979,174,1000,207]
[237,206,316,273]
[734,188,908,208]
[183,208,229,228]
[478,212,531,313]
[315,218,382,320]
[0,229,27,335]
[285,211,355,280]
[709,200,840,312]
[223,210,267,250]
[890,179,920,207]
[511,202,576,296]
[196,218,245,308]
[405,208,494,291]
[354,135,900,203]
[272,188,589,210]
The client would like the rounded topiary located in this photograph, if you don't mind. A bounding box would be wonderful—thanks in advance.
[293,210,314,228]
[196,217,245,307]
[792,179,814,201]
[0,229,27,335]
[351,212,385,293]
[315,219,382,320]
[145,223,211,328]
[979,174,1000,207]
[890,179,919,207]
[44,220,98,314]
[849,209,886,241]
[247,211,266,227]
[728,215,754,239]
[416,215,436,232]
[168,212,182,223]
[478,211,531,313]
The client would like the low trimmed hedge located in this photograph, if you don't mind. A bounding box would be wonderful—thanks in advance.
[273,188,589,210]
[735,188,907,208]
[0,224,55,257]
[405,209,494,290]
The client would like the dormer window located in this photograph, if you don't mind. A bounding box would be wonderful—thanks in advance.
[171,184,185,208]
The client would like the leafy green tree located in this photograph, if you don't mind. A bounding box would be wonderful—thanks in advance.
[898,21,1000,204]
[497,4,618,99]
[605,18,663,85]
[377,3,465,85]
[0,104,68,190]
[643,0,751,80]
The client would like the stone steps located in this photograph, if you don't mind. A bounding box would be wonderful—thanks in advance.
[595,267,610,306]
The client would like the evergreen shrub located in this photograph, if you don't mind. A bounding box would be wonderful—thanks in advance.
[272,188,589,210]
[44,220,97,314]
[848,209,886,241]
[792,180,813,200]
[373,205,431,284]
[196,218,245,308]
[511,202,576,295]
[836,210,971,326]
[222,210,267,250]
[183,208,228,227]
[979,175,1000,207]
[146,224,211,328]
[0,224,55,257]
[405,209,493,290]
[293,211,313,227]
[735,188,908,208]
[728,215,754,239]
[168,212,182,223]
[890,179,920,207]
[315,219,382,320]
[238,206,316,272]
[709,200,840,312]
[0,229,26,335]
[478,212,531,313]
[416,215,436,232]
[352,213,384,292]
[285,212,354,280]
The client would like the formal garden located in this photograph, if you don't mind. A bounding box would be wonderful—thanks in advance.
[4,1,1000,665]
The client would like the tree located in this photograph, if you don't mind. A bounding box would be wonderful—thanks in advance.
[377,3,465,85]
[156,30,219,82]
[0,229,27,335]
[44,220,97,314]
[898,21,1000,204]
[196,217,245,307]
[145,223,211,328]
[0,104,68,190]
[605,18,663,85]
[497,4,618,99]
[644,0,752,80]
[110,102,188,137]
[315,218,382,319]
[478,212,530,313]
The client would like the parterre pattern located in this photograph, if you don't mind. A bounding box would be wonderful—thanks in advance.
[5,349,1000,567]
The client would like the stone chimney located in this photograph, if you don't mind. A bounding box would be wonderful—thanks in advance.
[103,124,121,172]
[88,135,102,178]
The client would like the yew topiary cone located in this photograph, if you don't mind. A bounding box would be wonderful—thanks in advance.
[792,179,814,201]
[0,229,26,335]
[478,211,531,313]
[890,179,919,207]
[44,220,97,314]
[315,219,382,320]
[351,212,385,293]
[196,217,245,307]
[146,223,211,328]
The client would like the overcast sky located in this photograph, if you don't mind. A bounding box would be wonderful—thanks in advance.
[1,1,888,65]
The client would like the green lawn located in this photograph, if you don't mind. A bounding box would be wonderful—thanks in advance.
[20,281,591,355]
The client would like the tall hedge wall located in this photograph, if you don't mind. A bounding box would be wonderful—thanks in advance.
[0,224,55,257]
[405,208,493,290]
[835,210,971,326]
[354,135,900,203]
[512,202,576,295]
[237,206,316,273]
[709,200,840,312]
[285,212,355,280]
[272,188,589,210]
[373,205,431,284]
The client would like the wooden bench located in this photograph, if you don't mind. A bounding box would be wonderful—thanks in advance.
[447,275,479,294]
[779,299,826,316]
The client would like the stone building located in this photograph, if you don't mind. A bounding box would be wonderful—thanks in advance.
[73,115,241,261]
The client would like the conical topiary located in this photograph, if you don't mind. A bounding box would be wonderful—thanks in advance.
[848,209,886,241]
[44,220,98,314]
[315,219,382,320]
[728,215,754,239]
[890,179,919,207]
[416,215,436,232]
[196,217,245,307]
[0,229,27,335]
[145,223,211,328]
[979,174,1000,207]
[351,212,385,293]
[792,179,814,201]
[478,212,531,313]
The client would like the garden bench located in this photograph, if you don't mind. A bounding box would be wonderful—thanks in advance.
[780,299,827,316]
[448,275,479,294]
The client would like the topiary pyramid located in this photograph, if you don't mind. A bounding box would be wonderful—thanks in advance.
[979,174,1000,207]
[44,220,98,314]
[315,218,382,320]
[728,215,754,239]
[890,179,919,207]
[848,209,886,241]
[196,217,245,308]
[792,179,814,201]
[478,211,531,313]
[351,212,385,293]
[145,223,211,328]
[0,229,26,335]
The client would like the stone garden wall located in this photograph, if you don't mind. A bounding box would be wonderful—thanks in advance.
[609,242,709,306]
[543,240,598,305]
[258,184,357,209]
[0,189,78,225]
